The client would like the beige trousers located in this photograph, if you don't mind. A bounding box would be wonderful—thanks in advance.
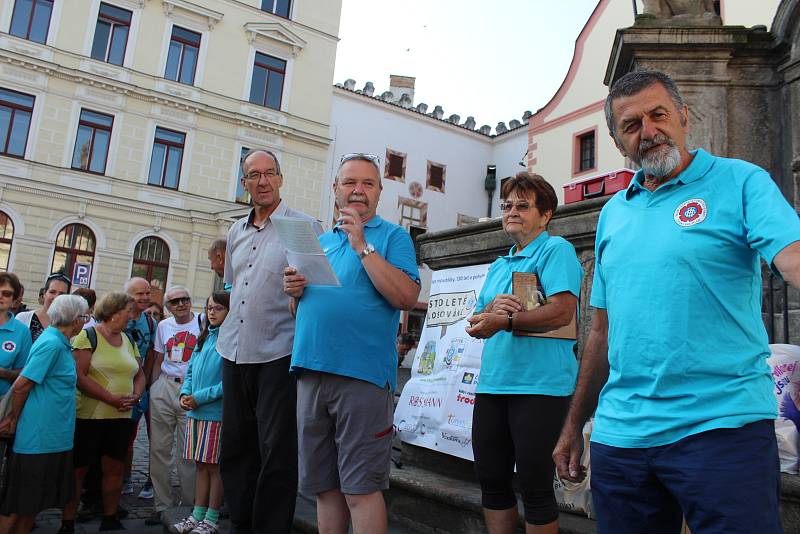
[149,373,196,512]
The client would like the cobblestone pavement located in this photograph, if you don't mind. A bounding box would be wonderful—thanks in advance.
[34,419,166,533]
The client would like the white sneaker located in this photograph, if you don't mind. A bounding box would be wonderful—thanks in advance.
[138,484,154,499]
[172,515,200,534]
[121,480,133,495]
[190,520,219,534]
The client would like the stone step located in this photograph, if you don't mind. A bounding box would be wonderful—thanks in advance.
[290,464,596,534]
[293,493,427,534]
[387,463,596,534]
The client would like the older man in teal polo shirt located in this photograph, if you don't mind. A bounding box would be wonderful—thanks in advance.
[284,153,420,534]
[553,70,800,534]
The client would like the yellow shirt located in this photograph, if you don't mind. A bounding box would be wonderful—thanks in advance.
[72,328,140,420]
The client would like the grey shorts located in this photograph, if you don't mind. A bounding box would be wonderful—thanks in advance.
[297,370,394,495]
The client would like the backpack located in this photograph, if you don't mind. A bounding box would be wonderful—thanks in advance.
[85,326,137,354]
[145,313,156,351]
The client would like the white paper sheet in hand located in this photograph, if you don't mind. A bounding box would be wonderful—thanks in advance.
[286,251,340,286]
[272,216,340,287]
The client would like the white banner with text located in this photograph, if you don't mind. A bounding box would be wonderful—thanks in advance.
[394,264,490,460]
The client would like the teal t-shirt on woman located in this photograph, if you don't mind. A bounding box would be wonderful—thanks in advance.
[475,231,583,396]
[14,326,77,454]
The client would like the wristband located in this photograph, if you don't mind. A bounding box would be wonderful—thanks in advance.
[506,314,513,332]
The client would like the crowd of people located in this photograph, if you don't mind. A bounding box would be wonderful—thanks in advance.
[0,269,229,534]
[0,69,797,534]
[0,136,421,534]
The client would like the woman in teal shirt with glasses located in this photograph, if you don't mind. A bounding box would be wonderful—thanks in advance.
[466,172,583,534]
[0,295,89,534]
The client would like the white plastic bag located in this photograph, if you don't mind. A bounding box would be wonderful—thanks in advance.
[767,344,800,474]
[553,419,594,518]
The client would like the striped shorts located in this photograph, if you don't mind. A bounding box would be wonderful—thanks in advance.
[184,418,222,464]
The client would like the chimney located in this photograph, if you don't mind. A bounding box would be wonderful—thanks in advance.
[479,125,491,135]
[463,116,476,129]
[389,75,415,106]
[362,81,374,97]
[343,79,356,91]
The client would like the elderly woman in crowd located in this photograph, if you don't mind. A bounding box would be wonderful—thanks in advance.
[16,273,72,343]
[0,295,89,534]
[61,292,145,533]
[466,172,583,534]
[0,273,32,396]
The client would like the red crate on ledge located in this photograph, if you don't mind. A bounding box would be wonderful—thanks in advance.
[563,168,635,204]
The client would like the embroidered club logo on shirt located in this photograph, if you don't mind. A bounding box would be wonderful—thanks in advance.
[674,198,707,227]
[2,341,15,353]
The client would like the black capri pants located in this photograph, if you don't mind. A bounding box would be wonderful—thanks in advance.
[472,393,570,525]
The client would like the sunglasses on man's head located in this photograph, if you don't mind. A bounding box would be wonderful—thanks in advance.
[167,296,191,306]
[339,153,381,166]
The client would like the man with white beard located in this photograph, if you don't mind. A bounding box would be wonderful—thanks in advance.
[553,70,800,534]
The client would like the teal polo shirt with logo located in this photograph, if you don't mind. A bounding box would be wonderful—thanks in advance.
[475,232,583,396]
[16,326,77,454]
[291,215,420,391]
[590,148,800,448]
[0,313,32,396]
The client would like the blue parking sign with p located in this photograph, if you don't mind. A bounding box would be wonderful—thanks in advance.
[72,263,92,288]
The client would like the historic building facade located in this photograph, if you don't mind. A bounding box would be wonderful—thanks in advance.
[527,0,782,203]
[0,0,341,305]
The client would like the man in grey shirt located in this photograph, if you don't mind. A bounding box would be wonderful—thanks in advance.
[217,148,321,534]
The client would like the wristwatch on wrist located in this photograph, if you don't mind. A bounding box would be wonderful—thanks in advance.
[358,243,376,260]
[506,314,513,332]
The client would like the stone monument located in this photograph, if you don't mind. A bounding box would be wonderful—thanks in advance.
[636,0,722,26]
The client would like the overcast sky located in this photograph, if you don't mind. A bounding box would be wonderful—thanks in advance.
[333,0,601,128]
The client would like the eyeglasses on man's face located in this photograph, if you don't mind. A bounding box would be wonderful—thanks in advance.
[499,201,532,213]
[78,314,91,323]
[244,170,280,182]
[206,305,227,313]
[0,290,14,299]
[167,296,191,306]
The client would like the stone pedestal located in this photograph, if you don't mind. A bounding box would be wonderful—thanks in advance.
[605,25,784,186]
